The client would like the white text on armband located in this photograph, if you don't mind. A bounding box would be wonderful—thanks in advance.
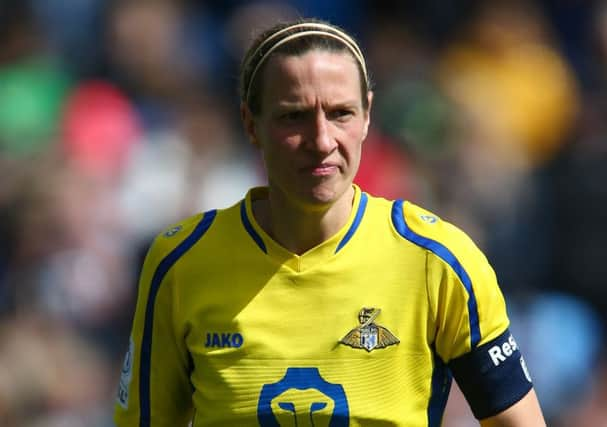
[488,334,518,366]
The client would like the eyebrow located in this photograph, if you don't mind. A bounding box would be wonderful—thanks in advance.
[275,99,360,110]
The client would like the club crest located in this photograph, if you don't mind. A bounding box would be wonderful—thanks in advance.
[339,308,399,352]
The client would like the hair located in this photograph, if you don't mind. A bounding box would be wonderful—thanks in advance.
[239,18,371,115]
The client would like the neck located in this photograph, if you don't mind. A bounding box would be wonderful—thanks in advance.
[253,186,355,255]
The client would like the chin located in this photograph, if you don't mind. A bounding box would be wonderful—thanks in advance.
[299,183,345,208]
[273,177,351,210]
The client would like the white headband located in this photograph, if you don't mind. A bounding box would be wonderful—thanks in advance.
[244,23,368,104]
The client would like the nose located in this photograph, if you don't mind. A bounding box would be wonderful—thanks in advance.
[306,110,337,155]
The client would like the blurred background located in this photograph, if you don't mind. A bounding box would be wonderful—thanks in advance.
[0,0,606,426]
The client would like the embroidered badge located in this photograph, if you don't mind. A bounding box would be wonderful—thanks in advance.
[163,225,182,237]
[420,214,437,224]
[339,308,399,352]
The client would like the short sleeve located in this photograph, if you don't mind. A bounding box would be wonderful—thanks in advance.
[113,215,209,427]
[399,201,532,418]
[402,201,509,361]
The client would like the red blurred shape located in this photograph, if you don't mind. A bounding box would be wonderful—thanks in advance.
[62,80,141,177]
[355,130,415,200]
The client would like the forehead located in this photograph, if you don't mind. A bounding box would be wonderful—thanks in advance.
[260,50,362,105]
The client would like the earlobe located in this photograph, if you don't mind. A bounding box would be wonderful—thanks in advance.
[363,91,374,140]
[367,91,374,111]
[240,102,259,147]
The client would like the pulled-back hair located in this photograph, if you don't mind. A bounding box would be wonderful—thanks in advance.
[239,18,371,115]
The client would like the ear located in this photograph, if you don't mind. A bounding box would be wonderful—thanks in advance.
[241,102,260,147]
[362,91,374,140]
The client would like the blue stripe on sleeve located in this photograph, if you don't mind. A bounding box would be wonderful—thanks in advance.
[240,201,267,253]
[391,200,481,347]
[335,192,368,253]
[139,210,217,427]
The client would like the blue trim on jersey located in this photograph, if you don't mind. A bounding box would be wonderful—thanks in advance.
[335,192,368,253]
[139,210,217,427]
[427,347,453,427]
[240,201,267,253]
[391,200,482,347]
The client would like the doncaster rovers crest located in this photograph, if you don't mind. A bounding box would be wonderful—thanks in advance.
[339,308,399,352]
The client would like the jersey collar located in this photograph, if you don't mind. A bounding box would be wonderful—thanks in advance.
[240,185,368,272]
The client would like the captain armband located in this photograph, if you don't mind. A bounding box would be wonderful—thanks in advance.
[448,329,533,420]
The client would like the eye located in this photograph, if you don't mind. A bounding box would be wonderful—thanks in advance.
[279,110,305,122]
[328,109,354,122]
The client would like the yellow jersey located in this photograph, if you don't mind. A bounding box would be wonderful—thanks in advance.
[114,185,532,427]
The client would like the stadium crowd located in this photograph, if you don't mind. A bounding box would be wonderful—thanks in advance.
[0,0,606,426]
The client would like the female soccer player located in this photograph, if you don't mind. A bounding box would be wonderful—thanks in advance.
[114,18,546,427]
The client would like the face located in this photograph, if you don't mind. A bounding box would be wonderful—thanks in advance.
[243,50,372,209]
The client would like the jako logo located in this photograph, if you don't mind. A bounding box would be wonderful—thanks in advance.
[205,332,244,348]
[488,334,518,366]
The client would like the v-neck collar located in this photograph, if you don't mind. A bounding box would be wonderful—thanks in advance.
[240,185,368,272]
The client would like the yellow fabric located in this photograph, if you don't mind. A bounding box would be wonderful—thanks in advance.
[114,186,510,427]
[403,202,509,362]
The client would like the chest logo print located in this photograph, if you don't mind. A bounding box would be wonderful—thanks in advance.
[205,332,244,348]
[339,308,399,352]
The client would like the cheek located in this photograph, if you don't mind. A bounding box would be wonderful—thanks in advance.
[259,133,299,170]
[268,125,301,146]
[340,126,365,158]
[263,128,301,157]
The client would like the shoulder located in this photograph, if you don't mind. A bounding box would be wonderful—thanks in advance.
[391,199,491,270]
[394,201,507,351]
[144,209,220,265]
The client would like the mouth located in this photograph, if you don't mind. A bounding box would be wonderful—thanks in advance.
[301,163,340,177]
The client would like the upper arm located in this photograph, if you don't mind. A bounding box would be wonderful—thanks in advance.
[480,388,546,427]
[400,201,510,361]
[398,201,539,420]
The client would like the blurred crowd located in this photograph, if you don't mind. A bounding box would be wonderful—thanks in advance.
[0,0,606,426]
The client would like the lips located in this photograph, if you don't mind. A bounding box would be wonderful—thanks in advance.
[301,163,340,176]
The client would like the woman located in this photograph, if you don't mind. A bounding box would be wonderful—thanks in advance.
[114,18,546,427]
